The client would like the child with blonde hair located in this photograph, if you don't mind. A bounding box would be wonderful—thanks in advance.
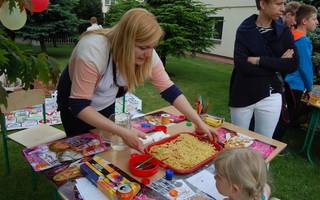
[214,148,270,200]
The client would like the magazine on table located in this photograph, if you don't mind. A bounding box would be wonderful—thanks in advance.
[23,133,109,172]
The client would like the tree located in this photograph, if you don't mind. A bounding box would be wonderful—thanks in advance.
[18,0,79,53]
[146,0,217,66]
[0,1,61,106]
[0,28,59,106]
[104,0,143,27]
[106,0,217,66]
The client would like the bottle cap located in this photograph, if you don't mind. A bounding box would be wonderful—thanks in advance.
[141,123,151,128]
[165,169,174,180]
[169,189,179,197]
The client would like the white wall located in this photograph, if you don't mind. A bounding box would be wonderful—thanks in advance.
[202,0,258,58]
[101,0,111,14]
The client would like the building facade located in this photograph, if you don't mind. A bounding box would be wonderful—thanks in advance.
[101,0,257,58]
[201,0,257,58]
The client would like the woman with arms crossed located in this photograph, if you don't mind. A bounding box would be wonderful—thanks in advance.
[229,0,298,138]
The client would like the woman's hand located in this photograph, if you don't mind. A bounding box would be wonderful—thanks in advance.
[281,49,294,58]
[120,129,147,152]
[247,57,260,65]
[195,121,218,142]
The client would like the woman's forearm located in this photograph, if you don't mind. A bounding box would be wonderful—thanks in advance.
[172,95,203,126]
[77,106,127,137]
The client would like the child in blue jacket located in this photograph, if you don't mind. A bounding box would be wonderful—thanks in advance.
[285,4,318,125]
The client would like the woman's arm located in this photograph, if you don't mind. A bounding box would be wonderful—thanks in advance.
[249,30,299,74]
[68,56,146,151]
[233,32,273,76]
[171,95,217,141]
[77,106,146,151]
[150,58,217,141]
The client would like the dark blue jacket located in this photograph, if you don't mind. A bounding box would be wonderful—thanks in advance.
[229,14,298,107]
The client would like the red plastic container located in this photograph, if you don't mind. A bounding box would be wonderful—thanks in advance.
[145,133,223,174]
[154,125,168,133]
[128,154,160,177]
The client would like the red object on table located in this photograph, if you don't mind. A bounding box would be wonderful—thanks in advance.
[128,154,160,177]
[154,125,167,133]
[145,133,223,174]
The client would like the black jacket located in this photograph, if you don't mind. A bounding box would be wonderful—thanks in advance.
[229,14,298,107]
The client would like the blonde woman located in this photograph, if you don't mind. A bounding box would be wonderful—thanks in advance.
[214,148,271,200]
[57,8,216,152]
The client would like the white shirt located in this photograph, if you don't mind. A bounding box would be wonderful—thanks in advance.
[86,23,103,31]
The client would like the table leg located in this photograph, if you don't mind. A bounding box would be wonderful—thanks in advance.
[306,109,320,164]
[300,108,317,153]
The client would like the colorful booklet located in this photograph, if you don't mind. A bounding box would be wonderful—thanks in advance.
[23,133,108,172]
[215,127,275,159]
[44,157,92,186]
[5,97,62,130]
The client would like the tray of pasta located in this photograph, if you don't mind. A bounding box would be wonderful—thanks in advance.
[145,133,222,174]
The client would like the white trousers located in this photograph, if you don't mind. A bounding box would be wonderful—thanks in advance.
[230,93,282,138]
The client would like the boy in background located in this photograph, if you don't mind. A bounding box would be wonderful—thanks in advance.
[272,1,301,142]
[281,1,301,29]
[285,4,319,127]
[86,16,102,31]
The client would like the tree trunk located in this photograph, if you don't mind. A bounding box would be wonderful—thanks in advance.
[159,54,175,77]
[160,54,167,67]
[40,38,47,53]
[53,37,57,48]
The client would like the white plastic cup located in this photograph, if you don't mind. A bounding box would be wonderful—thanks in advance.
[109,113,131,151]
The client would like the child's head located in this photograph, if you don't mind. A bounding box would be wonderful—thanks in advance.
[283,1,301,28]
[296,4,319,32]
[90,16,97,24]
[214,148,268,200]
[255,0,285,20]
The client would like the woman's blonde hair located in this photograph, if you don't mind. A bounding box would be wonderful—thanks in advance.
[83,8,163,91]
[215,148,268,200]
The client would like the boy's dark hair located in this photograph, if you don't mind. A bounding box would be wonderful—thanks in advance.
[296,4,318,26]
[284,1,301,15]
[255,0,272,10]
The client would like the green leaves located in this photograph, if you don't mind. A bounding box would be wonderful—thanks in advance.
[0,82,8,108]
[0,30,59,106]
[104,0,144,27]
[106,0,218,66]
[17,0,80,52]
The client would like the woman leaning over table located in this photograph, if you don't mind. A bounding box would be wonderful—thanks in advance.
[57,8,216,152]
[229,0,298,138]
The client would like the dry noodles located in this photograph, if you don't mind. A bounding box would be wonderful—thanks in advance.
[149,134,217,170]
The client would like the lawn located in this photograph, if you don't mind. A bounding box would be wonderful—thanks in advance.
[0,44,319,200]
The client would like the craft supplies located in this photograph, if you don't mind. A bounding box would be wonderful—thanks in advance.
[128,154,159,177]
[161,114,171,124]
[80,156,141,200]
[117,183,134,200]
[165,169,174,180]
[154,125,167,133]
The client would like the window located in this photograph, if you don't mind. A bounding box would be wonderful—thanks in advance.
[212,17,224,41]
[105,0,116,5]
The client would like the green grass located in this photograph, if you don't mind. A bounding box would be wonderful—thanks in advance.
[1,46,320,199]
